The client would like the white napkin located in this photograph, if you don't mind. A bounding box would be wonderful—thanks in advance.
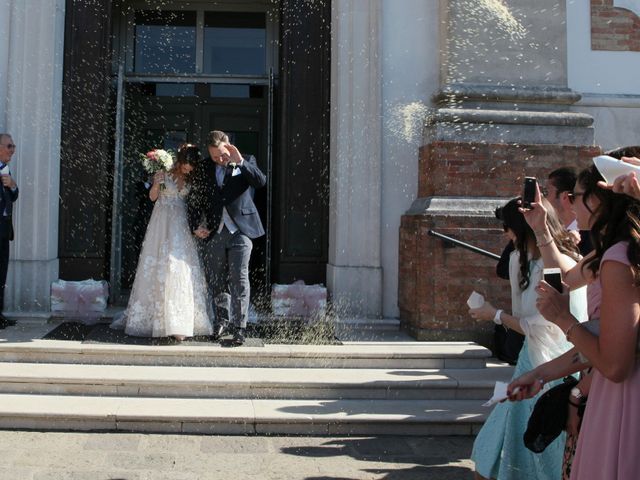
[593,155,640,184]
[467,291,485,309]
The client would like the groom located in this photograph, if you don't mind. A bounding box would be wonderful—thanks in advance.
[188,130,266,345]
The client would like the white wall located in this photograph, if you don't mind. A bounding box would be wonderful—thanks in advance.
[380,0,440,318]
[567,0,640,151]
[567,0,640,95]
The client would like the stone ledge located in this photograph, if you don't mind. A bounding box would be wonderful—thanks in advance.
[426,108,593,127]
[405,197,507,217]
[434,83,582,106]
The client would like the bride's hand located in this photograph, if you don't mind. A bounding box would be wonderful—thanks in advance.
[153,171,165,185]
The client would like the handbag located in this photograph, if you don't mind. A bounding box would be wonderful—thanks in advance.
[493,325,524,365]
[523,376,578,453]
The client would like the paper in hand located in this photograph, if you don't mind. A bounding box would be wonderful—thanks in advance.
[467,291,485,309]
[482,381,510,407]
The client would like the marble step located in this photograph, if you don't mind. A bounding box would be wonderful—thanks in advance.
[0,362,513,400]
[0,326,491,369]
[0,394,489,436]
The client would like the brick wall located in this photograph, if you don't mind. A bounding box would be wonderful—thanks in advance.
[419,142,602,198]
[591,0,640,51]
[400,141,601,345]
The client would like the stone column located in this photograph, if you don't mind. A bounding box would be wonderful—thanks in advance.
[327,0,383,317]
[3,0,65,315]
[0,0,10,122]
[399,0,598,342]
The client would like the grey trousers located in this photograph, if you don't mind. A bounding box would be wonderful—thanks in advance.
[198,227,253,329]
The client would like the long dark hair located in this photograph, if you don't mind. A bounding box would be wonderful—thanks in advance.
[175,143,201,180]
[579,164,640,285]
[499,197,579,290]
[176,143,200,166]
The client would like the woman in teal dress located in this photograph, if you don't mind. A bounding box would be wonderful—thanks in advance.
[469,197,588,480]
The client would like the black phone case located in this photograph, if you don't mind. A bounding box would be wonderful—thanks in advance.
[544,272,562,293]
[523,177,537,208]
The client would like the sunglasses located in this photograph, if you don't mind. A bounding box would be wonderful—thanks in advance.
[0,144,15,150]
[567,192,584,204]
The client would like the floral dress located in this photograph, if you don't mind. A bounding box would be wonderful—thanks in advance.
[112,174,212,337]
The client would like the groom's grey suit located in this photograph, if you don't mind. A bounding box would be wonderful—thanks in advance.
[187,154,266,333]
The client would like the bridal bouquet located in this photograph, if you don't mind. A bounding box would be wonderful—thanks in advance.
[141,148,174,189]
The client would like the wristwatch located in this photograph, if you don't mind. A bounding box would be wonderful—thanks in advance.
[570,386,586,404]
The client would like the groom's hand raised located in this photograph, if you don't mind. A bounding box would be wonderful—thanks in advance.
[225,144,243,166]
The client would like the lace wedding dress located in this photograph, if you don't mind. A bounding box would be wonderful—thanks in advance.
[112,175,213,337]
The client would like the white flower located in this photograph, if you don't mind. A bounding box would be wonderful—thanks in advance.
[140,148,175,174]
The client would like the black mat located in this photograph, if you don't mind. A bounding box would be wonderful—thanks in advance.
[42,322,94,341]
[42,323,264,347]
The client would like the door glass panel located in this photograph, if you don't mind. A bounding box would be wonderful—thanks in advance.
[203,12,266,75]
[134,10,197,74]
[210,84,265,98]
[120,83,194,290]
[156,83,196,97]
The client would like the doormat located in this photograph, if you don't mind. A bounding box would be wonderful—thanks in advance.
[42,322,264,347]
[42,322,94,341]
[41,319,341,346]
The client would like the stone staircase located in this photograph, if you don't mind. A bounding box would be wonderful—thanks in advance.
[0,321,513,435]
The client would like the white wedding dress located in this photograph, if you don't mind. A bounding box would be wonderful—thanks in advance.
[112,174,213,337]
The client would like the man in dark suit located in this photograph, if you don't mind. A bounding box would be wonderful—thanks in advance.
[0,134,18,329]
[187,130,266,345]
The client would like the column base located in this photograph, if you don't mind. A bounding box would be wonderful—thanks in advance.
[5,259,59,313]
[326,264,382,318]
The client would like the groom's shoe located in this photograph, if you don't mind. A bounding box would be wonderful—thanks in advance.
[0,314,16,328]
[232,328,246,346]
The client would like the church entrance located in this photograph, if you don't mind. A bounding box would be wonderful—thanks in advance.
[109,5,275,305]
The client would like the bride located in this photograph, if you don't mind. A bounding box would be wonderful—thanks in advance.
[112,144,213,340]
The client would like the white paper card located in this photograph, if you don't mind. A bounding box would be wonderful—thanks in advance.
[482,381,510,407]
[467,291,485,309]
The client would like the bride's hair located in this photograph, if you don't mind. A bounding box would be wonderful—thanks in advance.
[176,143,201,166]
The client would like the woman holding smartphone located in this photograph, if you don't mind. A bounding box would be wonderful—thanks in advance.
[469,196,587,480]
[508,159,640,480]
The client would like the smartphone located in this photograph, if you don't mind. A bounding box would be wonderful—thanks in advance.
[543,267,563,293]
[522,177,537,209]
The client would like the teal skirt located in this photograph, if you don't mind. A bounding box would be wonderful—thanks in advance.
[472,341,565,480]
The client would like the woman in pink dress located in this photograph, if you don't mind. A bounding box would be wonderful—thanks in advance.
[509,160,640,480]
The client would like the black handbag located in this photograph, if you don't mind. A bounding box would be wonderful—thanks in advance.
[494,325,524,365]
[523,376,578,453]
